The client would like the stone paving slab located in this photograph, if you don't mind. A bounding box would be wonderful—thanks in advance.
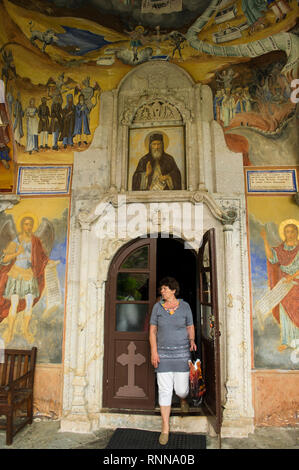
[0,419,298,450]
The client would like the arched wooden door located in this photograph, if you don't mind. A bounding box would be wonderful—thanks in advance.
[103,238,157,409]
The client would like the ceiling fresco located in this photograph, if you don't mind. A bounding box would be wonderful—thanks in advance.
[6,0,215,31]
[0,0,298,188]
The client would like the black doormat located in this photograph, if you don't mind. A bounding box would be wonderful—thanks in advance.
[106,428,206,450]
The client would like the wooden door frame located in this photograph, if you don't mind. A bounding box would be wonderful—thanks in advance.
[102,237,157,409]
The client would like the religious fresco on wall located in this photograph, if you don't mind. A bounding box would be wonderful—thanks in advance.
[248,195,299,370]
[0,197,69,364]
[209,52,298,166]
[129,127,185,190]
[0,0,297,172]
[0,79,14,191]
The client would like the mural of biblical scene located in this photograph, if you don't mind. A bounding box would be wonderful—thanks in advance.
[209,52,298,166]
[0,0,297,167]
[129,127,185,190]
[0,197,69,364]
[0,79,14,191]
[248,195,299,370]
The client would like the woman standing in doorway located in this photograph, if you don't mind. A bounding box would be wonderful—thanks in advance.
[149,277,197,446]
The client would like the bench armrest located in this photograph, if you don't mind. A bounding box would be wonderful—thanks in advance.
[4,370,34,392]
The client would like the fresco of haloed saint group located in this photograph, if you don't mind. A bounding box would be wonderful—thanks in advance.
[0,0,297,192]
[248,196,299,370]
[0,197,69,364]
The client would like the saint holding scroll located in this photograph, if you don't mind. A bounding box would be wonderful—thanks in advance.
[260,220,299,351]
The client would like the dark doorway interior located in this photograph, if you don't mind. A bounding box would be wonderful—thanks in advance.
[156,237,197,323]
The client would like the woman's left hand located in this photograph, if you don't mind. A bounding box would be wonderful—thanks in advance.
[190,340,197,351]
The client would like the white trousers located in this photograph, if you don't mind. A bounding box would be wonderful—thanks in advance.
[157,371,189,406]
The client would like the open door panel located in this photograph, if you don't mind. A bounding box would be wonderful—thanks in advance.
[198,228,222,435]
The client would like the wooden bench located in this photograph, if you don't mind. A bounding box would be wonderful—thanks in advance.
[0,347,37,446]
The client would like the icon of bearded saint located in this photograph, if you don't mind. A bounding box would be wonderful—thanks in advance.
[0,212,55,343]
[132,132,182,191]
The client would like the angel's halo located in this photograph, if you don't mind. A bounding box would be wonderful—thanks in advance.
[278,218,299,241]
[16,212,39,233]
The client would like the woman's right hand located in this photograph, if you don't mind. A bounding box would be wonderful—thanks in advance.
[151,351,160,369]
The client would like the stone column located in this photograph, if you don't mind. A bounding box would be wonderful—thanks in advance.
[220,208,254,437]
[67,215,92,431]
[222,222,240,421]
[110,89,118,190]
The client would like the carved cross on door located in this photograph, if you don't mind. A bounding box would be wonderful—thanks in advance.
[116,342,146,398]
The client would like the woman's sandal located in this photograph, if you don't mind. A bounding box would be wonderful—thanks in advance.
[159,432,169,445]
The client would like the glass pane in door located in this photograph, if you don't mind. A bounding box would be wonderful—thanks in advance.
[201,270,211,304]
[201,304,214,340]
[121,246,148,269]
[116,303,149,332]
[117,273,149,300]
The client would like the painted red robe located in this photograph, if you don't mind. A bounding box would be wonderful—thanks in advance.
[0,235,48,322]
[267,243,299,328]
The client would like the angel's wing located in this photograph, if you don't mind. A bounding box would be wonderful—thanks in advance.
[35,217,55,257]
[265,222,281,247]
[0,213,17,256]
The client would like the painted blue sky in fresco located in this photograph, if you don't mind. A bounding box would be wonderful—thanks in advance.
[56,26,112,55]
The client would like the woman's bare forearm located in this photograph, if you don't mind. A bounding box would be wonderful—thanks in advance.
[149,325,158,353]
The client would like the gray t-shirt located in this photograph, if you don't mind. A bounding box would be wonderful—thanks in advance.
[150,299,194,373]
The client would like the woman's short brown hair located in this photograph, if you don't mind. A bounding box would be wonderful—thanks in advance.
[159,277,180,296]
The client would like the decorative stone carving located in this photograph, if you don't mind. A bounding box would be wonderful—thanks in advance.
[218,200,239,226]
[120,89,192,126]
[133,99,182,123]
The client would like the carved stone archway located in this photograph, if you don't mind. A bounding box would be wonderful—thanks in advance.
[61,60,254,437]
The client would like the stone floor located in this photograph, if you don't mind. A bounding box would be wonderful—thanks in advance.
[0,418,298,449]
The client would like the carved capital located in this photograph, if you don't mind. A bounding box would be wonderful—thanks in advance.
[77,210,92,231]
[221,208,238,226]
[217,200,239,226]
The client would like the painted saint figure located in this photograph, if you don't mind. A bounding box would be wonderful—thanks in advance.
[25,98,39,154]
[0,79,11,169]
[50,101,62,151]
[61,94,75,148]
[73,94,91,146]
[13,91,24,145]
[38,97,50,149]
[261,221,299,351]
[125,25,147,63]
[0,216,49,343]
[132,132,182,191]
